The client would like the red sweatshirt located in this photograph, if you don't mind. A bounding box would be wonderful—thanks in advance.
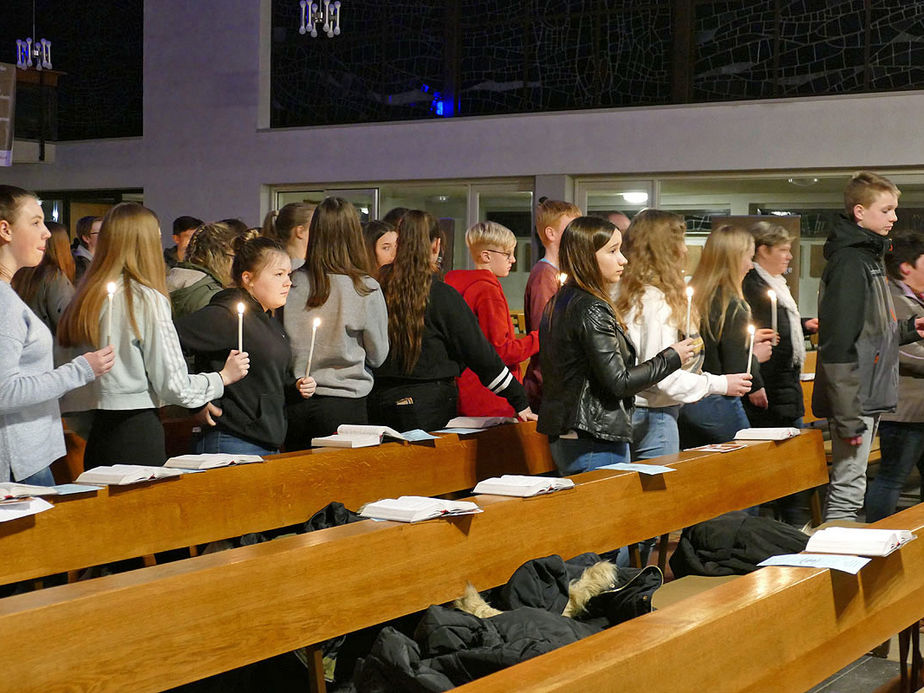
[444,269,539,416]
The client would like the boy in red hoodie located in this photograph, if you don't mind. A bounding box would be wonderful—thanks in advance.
[445,222,540,416]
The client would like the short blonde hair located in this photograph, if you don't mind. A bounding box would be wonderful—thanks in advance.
[750,220,793,251]
[844,171,900,219]
[536,199,581,235]
[465,221,515,259]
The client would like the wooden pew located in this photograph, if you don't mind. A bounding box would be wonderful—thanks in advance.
[0,432,828,692]
[458,501,924,693]
[0,422,554,587]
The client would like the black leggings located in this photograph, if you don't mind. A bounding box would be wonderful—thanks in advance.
[84,408,166,469]
[284,394,369,451]
[367,379,458,433]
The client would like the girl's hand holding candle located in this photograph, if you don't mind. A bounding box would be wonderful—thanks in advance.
[297,376,317,399]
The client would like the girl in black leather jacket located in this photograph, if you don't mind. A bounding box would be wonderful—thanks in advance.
[537,216,693,475]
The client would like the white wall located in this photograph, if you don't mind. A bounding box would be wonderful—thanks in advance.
[2,0,924,234]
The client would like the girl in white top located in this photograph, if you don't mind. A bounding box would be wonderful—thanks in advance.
[57,202,249,468]
[0,185,113,484]
[615,209,752,459]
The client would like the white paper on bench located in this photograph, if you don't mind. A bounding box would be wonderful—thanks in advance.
[0,497,53,523]
[758,553,871,574]
[597,462,676,475]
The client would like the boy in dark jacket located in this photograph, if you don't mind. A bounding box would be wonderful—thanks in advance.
[813,171,924,521]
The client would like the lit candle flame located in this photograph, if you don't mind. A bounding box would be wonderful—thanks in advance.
[558,273,567,285]
[237,302,245,315]
[686,286,693,298]
[107,282,116,296]
[313,317,321,328]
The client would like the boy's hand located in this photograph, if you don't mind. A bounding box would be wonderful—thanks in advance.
[297,376,317,399]
[747,387,769,409]
[843,435,863,446]
[804,317,819,333]
[915,316,924,339]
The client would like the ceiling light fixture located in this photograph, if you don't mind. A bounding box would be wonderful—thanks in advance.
[299,0,342,38]
[622,191,649,205]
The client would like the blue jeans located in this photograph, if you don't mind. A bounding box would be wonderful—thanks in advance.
[865,420,924,523]
[678,394,750,448]
[549,435,630,476]
[18,466,55,486]
[195,428,277,457]
[631,406,681,460]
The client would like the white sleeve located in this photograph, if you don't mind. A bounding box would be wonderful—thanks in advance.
[139,290,224,408]
[627,289,727,403]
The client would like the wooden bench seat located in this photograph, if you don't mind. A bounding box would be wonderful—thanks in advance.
[458,501,924,693]
[0,422,555,587]
[0,431,827,692]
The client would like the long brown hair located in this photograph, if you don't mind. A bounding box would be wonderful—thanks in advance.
[690,224,753,342]
[559,216,623,323]
[615,209,690,330]
[12,221,74,303]
[379,209,440,373]
[303,197,373,308]
[58,202,168,347]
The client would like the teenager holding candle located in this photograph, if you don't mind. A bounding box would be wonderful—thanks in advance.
[284,197,388,450]
[678,224,774,447]
[370,210,535,431]
[0,186,114,484]
[538,215,694,474]
[614,209,752,461]
[177,236,309,455]
[57,202,250,468]
[742,221,818,430]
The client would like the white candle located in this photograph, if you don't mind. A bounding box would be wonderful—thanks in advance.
[685,286,694,336]
[305,317,321,379]
[236,302,245,353]
[106,282,116,345]
[767,289,778,335]
[746,324,756,375]
[558,273,567,286]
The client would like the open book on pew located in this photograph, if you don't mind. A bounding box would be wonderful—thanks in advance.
[805,527,916,557]
[445,416,516,429]
[75,464,189,486]
[164,453,263,470]
[472,475,574,497]
[0,482,59,500]
[734,427,800,441]
[359,496,482,523]
[312,424,408,449]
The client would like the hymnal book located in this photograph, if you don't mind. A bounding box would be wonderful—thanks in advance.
[312,424,407,449]
[0,482,58,500]
[359,496,482,523]
[734,427,800,441]
[75,464,188,486]
[445,416,516,430]
[165,453,263,470]
[805,527,916,557]
[473,475,574,497]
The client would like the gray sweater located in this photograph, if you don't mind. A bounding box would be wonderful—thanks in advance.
[284,271,389,398]
[0,282,95,482]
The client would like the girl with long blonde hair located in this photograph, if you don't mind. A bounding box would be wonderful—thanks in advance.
[678,224,772,447]
[0,185,113,485]
[57,202,249,468]
[369,210,534,431]
[537,216,693,475]
[616,210,751,460]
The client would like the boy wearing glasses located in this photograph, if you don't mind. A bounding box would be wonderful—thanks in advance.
[445,221,539,416]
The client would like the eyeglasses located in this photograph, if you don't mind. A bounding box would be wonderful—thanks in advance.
[485,249,515,260]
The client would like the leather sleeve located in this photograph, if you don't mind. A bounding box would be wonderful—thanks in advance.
[579,303,682,400]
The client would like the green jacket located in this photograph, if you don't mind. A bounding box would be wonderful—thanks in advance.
[167,262,224,319]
